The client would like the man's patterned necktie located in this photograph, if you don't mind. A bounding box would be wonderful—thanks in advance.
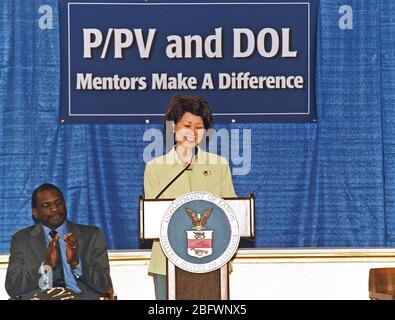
[49,230,65,288]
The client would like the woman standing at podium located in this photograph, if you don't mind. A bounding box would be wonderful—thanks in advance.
[143,95,236,300]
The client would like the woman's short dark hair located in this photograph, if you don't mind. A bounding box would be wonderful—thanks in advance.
[165,95,213,129]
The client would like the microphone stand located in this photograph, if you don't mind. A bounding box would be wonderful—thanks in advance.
[155,147,197,199]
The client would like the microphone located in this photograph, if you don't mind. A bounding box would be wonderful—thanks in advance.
[155,146,198,199]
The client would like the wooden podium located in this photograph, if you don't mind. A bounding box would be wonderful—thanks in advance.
[139,193,255,300]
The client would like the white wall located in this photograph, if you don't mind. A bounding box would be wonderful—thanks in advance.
[2,248,395,300]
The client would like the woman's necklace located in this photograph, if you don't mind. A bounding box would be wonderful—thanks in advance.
[176,147,195,167]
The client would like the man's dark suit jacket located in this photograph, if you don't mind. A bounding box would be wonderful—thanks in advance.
[5,220,112,300]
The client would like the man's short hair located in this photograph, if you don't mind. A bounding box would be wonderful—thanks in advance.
[32,183,64,209]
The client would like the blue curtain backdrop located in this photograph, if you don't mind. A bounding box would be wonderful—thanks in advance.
[1,0,395,252]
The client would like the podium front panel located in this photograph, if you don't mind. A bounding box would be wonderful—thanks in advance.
[167,261,229,300]
[140,195,255,240]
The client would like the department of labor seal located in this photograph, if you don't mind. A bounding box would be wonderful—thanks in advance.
[160,192,240,273]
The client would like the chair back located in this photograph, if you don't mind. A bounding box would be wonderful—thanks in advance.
[369,268,395,299]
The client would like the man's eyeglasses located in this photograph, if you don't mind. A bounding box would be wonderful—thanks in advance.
[38,199,65,210]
